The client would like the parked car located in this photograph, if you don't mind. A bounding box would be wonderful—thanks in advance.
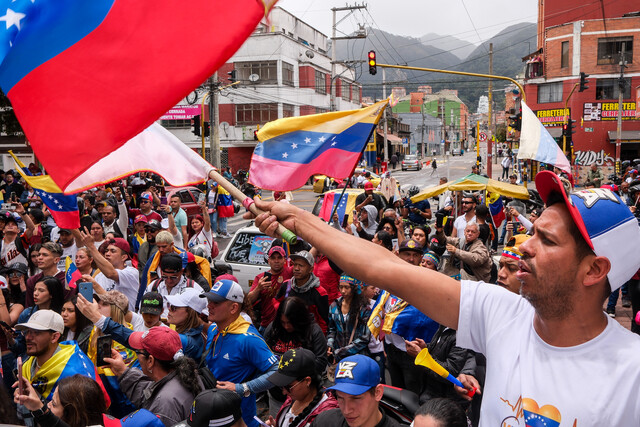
[401,155,421,171]
[451,148,461,156]
[312,168,383,193]
[166,186,204,218]
[214,224,278,292]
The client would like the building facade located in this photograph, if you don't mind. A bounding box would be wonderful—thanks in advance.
[160,7,362,172]
[524,2,640,181]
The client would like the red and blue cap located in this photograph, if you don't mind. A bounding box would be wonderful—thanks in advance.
[200,279,244,303]
[536,171,640,290]
[326,355,380,395]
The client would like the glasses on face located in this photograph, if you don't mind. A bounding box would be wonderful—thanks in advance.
[140,200,150,204]
[383,226,393,231]
[169,305,185,312]
[283,380,303,393]
[135,349,150,358]
[9,272,22,278]
[162,273,180,281]
[461,201,474,205]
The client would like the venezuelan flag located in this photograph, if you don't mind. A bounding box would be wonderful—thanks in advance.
[65,256,82,290]
[23,341,110,406]
[318,190,359,224]
[487,192,506,228]
[249,100,389,191]
[10,151,80,229]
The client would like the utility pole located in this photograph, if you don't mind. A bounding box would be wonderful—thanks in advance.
[420,105,425,158]
[615,47,627,175]
[487,43,493,178]
[330,4,367,112]
[209,72,221,169]
[382,67,388,162]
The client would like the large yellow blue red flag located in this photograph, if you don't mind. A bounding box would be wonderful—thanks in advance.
[249,100,389,191]
[10,152,80,229]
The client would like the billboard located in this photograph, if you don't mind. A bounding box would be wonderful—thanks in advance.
[583,102,637,121]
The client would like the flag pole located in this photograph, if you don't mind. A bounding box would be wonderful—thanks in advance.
[207,169,297,244]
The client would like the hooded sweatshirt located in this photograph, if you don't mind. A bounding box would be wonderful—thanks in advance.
[277,273,330,333]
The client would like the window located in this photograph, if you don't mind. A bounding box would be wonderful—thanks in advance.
[282,62,294,87]
[341,80,350,101]
[315,70,327,94]
[236,103,278,125]
[236,61,277,84]
[597,37,633,65]
[561,41,569,68]
[596,78,631,100]
[537,82,563,103]
[160,119,190,128]
[352,86,360,103]
[282,104,295,118]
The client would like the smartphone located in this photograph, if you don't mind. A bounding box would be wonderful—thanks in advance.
[10,192,16,202]
[78,282,93,302]
[253,416,270,427]
[17,356,23,395]
[341,215,349,229]
[198,192,206,204]
[160,196,168,205]
[263,271,272,281]
[392,238,399,250]
[0,320,14,332]
[96,335,112,367]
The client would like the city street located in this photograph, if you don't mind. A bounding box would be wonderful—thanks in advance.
[214,150,477,255]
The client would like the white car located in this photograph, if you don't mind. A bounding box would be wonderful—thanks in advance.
[215,225,277,292]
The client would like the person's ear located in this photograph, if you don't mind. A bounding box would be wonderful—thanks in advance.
[583,256,610,289]
[373,384,384,402]
[51,332,61,344]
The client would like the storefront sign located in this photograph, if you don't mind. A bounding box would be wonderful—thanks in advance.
[534,108,570,126]
[583,102,637,121]
[159,105,201,120]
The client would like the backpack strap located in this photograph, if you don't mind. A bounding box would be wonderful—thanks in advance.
[186,279,194,288]
[151,278,162,292]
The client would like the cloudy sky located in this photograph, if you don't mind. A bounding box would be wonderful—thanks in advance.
[277,0,538,46]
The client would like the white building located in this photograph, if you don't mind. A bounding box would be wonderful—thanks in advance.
[477,95,489,115]
[159,7,362,172]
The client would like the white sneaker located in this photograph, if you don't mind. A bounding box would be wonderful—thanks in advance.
[221,232,232,239]
[211,232,217,238]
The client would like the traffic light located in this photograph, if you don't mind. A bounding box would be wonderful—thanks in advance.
[568,119,576,136]
[368,51,377,75]
[203,121,210,137]
[579,72,589,92]
[470,127,476,138]
[228,69,238,87]
[253,129,259,141]
[191,114,201,136]
[562,122,569,139]
[510,113,522,131]
[562,120,576,139]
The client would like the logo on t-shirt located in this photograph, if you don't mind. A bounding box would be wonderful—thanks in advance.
[500,396,567,427]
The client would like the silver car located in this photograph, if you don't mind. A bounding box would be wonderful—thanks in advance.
[401,154,421,171]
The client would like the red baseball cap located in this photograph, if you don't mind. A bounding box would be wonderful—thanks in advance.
[134,215,148,224]
[109,238,131,257]
[128,327,183,361]
[364,181,374,190]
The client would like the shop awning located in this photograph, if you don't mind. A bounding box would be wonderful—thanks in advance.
[607,131,640,143]
[376,130,403,145]
[411,173,529,202]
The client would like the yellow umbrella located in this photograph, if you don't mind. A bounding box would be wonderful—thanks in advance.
[411,173,529,203]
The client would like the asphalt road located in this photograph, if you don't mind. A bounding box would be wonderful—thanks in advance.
[214,150,477,256]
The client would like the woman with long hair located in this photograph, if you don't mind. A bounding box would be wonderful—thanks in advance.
[19,276,65,321]
[27,243,42,277]
[61,296,94,354]
[266,348,338,427]
[411,225,430,253]
[187,201,218,260]
[106,327,203,426]
[0,263,27,390]
[15,374,107,427]
[90,220,106,249]
[74,247,99,277]
[326,275,372,363]
[263,296,327,417]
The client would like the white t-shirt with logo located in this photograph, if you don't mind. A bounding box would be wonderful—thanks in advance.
[1,238,27,267]
[94,266,140,312]
[457,280,640,426]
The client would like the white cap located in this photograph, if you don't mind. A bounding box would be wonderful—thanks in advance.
[15,309,64,334]
[164,288,207,314]
[0,275,7,289]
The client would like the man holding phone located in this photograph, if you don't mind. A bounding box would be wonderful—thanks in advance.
[127,193,162,223]
[0,203,35,268]
[1,171,25,202]
[247,245,292,332]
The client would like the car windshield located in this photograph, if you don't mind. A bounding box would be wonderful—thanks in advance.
[405,155,417,160]
[224,232,274,265]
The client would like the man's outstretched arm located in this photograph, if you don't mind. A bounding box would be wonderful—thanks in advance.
[247,198,461,329]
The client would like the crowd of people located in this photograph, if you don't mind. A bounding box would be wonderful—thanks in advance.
[2,161,640,427]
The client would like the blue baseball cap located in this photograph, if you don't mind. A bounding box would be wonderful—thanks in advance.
[326,355,380,395]
[536,171,640,290]
[103,409,164,427]
[200,279,244,303]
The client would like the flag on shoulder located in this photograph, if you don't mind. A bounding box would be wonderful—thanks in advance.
[10,152,80,229]
[249,100,389,191]
[518,101,571,172]
[0,0,276,191]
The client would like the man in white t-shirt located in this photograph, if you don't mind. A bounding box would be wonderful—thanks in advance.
[0,205,34,267]
[75,230,140,312]
[56,229,78,271]
[451,194,476,238]
[247,171,640,426]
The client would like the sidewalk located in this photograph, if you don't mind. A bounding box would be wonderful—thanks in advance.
[608,295,635,331]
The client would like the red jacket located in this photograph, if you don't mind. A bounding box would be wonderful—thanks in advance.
[274,393,338,427]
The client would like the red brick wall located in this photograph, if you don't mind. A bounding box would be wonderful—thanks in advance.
[543,1,636,30]
[299,66,315,89]
[219,104,235,126]
[335,79,342,98]
[227,147,253,173]
[300,105,316,116]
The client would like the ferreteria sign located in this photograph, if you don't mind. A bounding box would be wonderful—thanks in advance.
[534,108,570,126]
[583,102,638,121]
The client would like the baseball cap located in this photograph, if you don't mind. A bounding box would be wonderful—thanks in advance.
[399,239,423,253]
[502,234,531,261]
[164,288,207,314]
[146,219,162,231]
[95,291,129,314]
[7,262,28,276]
[268,348,317,387]
[160,253,183,272]
[290,250,314,267]
[200,279,245,304]
[364,181,374,190]
[326,355,380,395]
[108,238,131,257]
[535,170,640,290]
[15,309,64,334]
[140,292,164,315]
[139,193,153,202]
[182,389,243,427]
[268,246,286,258]
[58,228,72,235]
[128,327,183,362]
[102,409,164,427]
[134,215,148,224]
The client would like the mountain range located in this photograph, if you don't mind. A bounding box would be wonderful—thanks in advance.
[333,22,537,111]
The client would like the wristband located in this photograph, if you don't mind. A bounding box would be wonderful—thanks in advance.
[31,406,49,417]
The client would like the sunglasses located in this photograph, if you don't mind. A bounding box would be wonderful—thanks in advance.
[169,305,185,312]
[461,201,474,205]
[135,349,150,358]
[162,274,180,281]
[282,380,303,393]
[139,200,150,204]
